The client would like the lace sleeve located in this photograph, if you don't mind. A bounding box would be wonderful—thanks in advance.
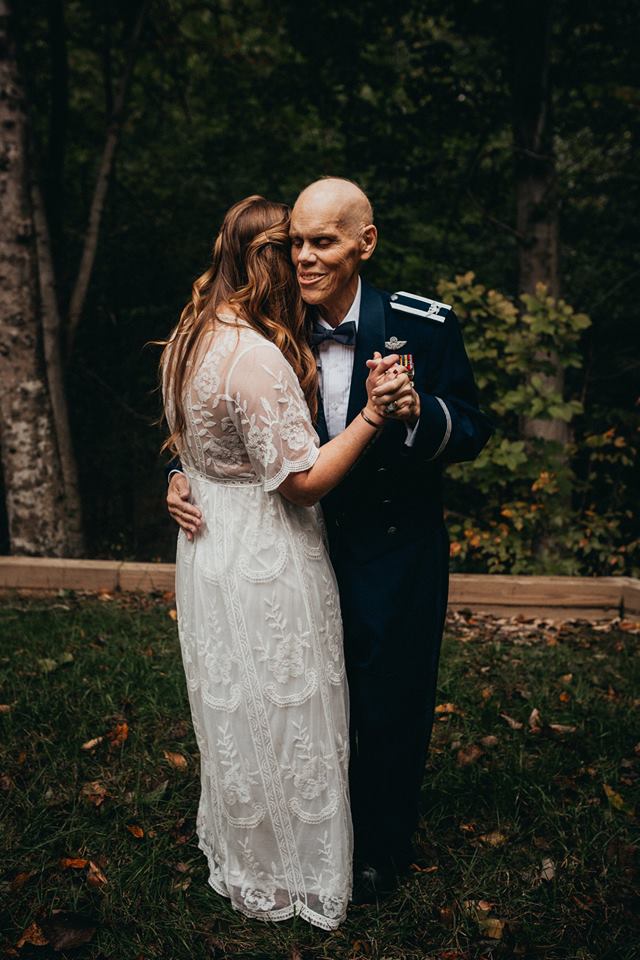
[225,341,320,492]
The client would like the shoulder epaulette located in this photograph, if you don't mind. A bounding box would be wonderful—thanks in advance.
[389,291,452,323]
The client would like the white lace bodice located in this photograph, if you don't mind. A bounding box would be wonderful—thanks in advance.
[166,321,319,490]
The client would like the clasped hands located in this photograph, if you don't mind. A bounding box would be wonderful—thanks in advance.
[366,351,420,425]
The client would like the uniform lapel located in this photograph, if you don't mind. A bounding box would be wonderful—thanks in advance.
[346,278,386,425]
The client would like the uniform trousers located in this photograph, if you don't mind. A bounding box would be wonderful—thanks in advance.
[328,519,450,871]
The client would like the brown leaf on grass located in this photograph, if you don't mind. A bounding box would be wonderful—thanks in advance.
[168,608,178,621]
[459,821,477,833]
[559,672,573,684]
[438,906,454,927]
[174,862,192,873]
[410,863,438,873]
[603,783,634,815]
[39,912,97,950]
[0,703,14,714]
[477,916,505,939]
[548,723,577,735]
[10,870,36,890]
[60,857,89,869]
[38,657,59,673]
[457,744,484,766]
[162,590,176,602]
[528,708,543,733]
[559,691,571,703]
[540,857,556,881]
[0,773,14,791]
[290,947,304,960]
[107,721,129,749]
[435,702,465,716]
[500,712,523,730]
[81,736,104,751]
[480,686,493,701]
[478,831,507,847]
[171,876,192,891]
[126,824,144,838]
[164,750,188,771]
[481,735,499,748]
[16,922,48,948]
[87,860,108,888]
[80,781,108,806]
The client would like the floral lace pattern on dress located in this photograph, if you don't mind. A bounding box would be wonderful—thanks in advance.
[167,323,352,930]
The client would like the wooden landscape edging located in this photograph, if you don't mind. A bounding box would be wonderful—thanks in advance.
[0,557,639,621]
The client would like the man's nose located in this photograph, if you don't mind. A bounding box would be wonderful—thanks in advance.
[298,242,316,263]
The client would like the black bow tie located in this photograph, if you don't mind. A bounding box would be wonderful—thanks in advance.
[310,320,357,347]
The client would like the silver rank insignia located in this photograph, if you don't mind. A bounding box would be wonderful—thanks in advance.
[389,290,451,323]
[385,335,407,350]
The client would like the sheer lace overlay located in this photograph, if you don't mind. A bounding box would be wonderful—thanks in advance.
[166,322,352,929]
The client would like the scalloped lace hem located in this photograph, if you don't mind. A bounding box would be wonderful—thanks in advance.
[196,833,347,931]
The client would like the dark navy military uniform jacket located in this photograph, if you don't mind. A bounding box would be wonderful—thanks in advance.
[313,278,493,868]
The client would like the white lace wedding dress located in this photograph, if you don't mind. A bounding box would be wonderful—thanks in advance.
[165,319,352,929]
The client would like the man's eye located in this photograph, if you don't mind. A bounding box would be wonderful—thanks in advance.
[291,239,302,247]
[317,239,332,247]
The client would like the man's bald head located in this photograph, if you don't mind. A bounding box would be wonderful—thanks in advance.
[289,177,377,322]
[294,178,374,239]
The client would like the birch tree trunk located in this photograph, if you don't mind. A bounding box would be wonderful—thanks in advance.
[0,0,66,556]
[510,0,568,446]
[31,178,85,555]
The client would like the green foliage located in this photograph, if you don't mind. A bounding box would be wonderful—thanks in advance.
[440,274,639,576]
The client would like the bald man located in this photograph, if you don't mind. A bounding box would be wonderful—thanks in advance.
[166,178,494,903]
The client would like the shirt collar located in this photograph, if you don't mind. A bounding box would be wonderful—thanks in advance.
[317,276,361,331]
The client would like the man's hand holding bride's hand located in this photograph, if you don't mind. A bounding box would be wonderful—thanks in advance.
[363,352,400,426]
[369,356,420,425]
[167,472,202,540]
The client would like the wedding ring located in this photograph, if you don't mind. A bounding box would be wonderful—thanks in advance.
[385,401,398,414]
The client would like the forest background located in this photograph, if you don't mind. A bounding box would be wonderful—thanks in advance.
[1,0,638,575]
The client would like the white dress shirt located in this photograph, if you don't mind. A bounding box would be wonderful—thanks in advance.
[314,277,419,445]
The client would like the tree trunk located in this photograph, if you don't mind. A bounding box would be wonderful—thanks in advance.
[44,0,68,276]
[0,0,66,556]
[31,178,85,555]
[66,0,149,353]
[510,0,567,445]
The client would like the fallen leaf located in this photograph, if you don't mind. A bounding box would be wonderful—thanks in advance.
[435,702,464,716]
[528,708,543,732]
[38,657,59,673]
[459,821,477,833]
[540,857,555,881]
[168,608,178,621]
[87,860,108,888]
[174,862,192,873]
[603,783,634,815]
[80,781,108,806]
[548,723,577,735]
[16,922,48,948]
[410,863,438,873]
[559,691,571,703]
[171,876,192,891]
[457,744,484,766]
[107,722,129,749]
[559,673,573,683]
[81,736,104,751]
[478,916,505,939]
[480,686,493,700]
[481,735,499,748]
[60,857,89,869]
[162,590,176,602]
[478,831,507,847]
[126,824,144,838]
[10,871,36,890]
[164,750,188,771]
[500,712,523,730]
[0,703,13,714]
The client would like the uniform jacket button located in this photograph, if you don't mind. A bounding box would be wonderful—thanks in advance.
[387,525,397,535]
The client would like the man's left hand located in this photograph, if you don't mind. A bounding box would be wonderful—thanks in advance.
[371,366,420,425]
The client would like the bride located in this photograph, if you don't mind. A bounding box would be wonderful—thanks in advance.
[159,195,394,929]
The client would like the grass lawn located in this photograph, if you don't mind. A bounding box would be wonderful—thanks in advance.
[0,594,638,960]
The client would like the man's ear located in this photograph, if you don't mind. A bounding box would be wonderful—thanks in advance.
[359,224,378,261]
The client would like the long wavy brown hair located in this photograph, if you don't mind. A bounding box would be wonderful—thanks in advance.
[158,195,317,458]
